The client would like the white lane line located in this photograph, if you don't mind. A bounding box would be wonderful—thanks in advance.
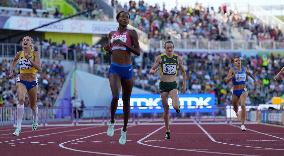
[196,123,218,143]
[230,124,284,141]
[76,141,86,143]
[92,141,102,143]
[0,127,28,132]
[199,124,284,151]
[4,126,97,143]
[0,126,71,136]
[40,144,47,146]
[59,126,136,156]
[247,139,279,142]
[47,142,55,144]
[137,125,252,156]
[30,142,40,144]
[144,139,164,143]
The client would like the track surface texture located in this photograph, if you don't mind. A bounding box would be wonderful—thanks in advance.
[1,123,284,156]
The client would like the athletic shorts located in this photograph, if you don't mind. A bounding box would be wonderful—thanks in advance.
[232,88,247,98]
[16,77,38,91]
[108,63,133,80]
[159,81,178,93]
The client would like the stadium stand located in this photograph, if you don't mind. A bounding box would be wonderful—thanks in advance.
[0,0,283,109]
[0,58,66,108]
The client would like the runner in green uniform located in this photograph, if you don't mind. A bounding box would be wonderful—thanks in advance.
[150,40,187,139]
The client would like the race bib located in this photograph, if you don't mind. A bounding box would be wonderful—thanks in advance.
[235,73,246,82]
[163,64,177,75]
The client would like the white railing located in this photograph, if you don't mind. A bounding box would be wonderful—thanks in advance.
[128,25,150,52]
[236,4,284,31]
[150,39,284,51]
[0,40,283,60]
[249,5,284,31]
[0,6,47,17]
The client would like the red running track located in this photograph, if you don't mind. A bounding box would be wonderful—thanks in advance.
[1,123,284,156]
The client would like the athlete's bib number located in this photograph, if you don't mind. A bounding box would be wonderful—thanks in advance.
[235,73,246,82]
[163,64,177,75]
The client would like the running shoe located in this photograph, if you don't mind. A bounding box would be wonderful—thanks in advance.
[119,128,127,145]
[175,106,180,113]
[107,122,115,137]
[241,125,246,131]
[13,128,21,136]
[32,121,38,131]
[165,131,171,140]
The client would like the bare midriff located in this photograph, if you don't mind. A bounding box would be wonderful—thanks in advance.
[233,84,246,90]
[111,50,132,65]
[19,73,36,82]
[160,75,177,82]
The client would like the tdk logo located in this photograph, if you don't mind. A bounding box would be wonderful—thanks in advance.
[117,95,215,111]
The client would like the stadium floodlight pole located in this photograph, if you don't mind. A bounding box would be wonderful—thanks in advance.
[0,8,94,42]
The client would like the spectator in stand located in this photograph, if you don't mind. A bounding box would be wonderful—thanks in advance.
[93,50,283,108]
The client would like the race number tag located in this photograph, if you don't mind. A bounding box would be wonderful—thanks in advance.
[163,64,177,75]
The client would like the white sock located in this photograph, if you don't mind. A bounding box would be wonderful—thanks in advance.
[32,106,38,123]
[16,104,24,129]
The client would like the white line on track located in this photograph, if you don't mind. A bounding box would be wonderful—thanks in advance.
[4,126,98,143]
[0,126,71,136]
[76,141,86,143]
[47,142,55,144]
[137,125,255,156]
[30,142,40,144]
[144,139,164,143]
[230,124,284,141]
[198,123,284,151]
[0,127,28,132]
[247,139,279,142]
[92,141,102,143]
[59,126,136,156]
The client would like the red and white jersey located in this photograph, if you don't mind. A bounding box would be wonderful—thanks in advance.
[110,29,133,51]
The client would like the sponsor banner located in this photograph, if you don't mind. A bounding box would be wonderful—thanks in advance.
[0,16,118,34]
[116,94,216,114]
[0,16,150,51]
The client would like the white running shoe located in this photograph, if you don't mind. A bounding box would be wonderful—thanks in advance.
[13,128,21,136]
[32,121,38,131]
[119,128,127,145]
[107,122,114,137]
[241,125,246,131]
